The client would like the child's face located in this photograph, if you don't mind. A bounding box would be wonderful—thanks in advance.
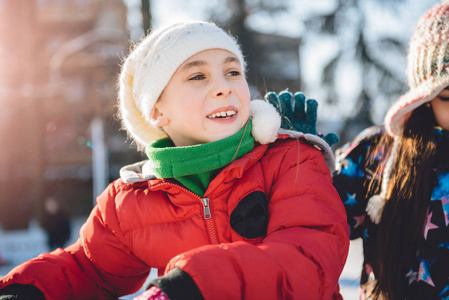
[432,87,449,131]
[151,49,251,146]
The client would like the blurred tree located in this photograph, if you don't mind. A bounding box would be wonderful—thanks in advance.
[302,0,408,142]
[141,0,152,34]
[206,0,300,96]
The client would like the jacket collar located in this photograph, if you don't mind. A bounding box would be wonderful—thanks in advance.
[120,132,335,186]
[120,142,269,191]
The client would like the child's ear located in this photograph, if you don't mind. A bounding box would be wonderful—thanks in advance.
[150,105,169,127]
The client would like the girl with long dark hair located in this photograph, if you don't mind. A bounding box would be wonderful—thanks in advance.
[334,1,449,299]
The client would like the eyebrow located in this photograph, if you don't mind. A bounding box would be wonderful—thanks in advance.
[223,56,241,65]
[181,60,207,71]
[180,56,241,71]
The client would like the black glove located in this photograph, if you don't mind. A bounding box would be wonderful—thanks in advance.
[264,90,339,147]
[147,267,203,300]
[0,284,45,300]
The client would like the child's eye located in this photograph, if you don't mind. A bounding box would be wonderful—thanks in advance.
[438,89,449,101]
[226,70,240,77]
[189,74,204,81]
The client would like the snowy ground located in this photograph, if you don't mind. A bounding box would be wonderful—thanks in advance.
[340,239,363,299]
[0,217,363,299]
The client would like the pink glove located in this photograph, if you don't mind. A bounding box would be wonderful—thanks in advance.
[132,286,170,300]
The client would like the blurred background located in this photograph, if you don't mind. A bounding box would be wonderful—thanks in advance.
[0,0,439,298]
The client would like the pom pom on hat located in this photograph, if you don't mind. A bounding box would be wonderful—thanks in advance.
[250,100,281,144]
[385,1,449,136]
[366,195,386,225]
[118,21,246,149]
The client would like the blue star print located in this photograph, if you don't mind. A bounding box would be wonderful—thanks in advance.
[418,259,436,287]
[439,285,449,299]
[344,193,358,208]
[432,172,449,200]
[340,155,365,178]
[439,241,449,250]
[406,267,418,285]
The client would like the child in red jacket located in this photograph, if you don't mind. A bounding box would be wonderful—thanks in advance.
[0,21,349,300]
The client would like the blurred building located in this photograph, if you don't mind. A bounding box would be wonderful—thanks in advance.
[0,0,137,229]
[0,0,303,230]
[223,23,302,98]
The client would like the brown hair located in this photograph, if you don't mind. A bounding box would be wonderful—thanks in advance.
[368,104,438,299]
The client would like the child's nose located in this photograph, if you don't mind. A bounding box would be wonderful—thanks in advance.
[212,77,232,98]
[215,89,231,97]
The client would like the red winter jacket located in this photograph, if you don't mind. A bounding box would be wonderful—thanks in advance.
[0,137,349,299]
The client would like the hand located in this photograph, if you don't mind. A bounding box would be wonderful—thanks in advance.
[264,90,339,147]
[0,284,45,300]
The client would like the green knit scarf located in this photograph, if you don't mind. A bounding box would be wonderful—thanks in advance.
[145,121,254,196]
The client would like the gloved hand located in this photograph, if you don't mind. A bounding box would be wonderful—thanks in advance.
[264,90,339,147]
[143,267,203,300]
[0,284,45,300]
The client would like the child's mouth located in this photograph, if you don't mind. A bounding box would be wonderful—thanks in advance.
[207,110,237,119]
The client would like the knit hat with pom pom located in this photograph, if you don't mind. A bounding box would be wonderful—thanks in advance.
[369,1,449,223]
[118,20,280,149]
[385,0,449,136]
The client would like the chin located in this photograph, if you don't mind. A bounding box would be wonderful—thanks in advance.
[203,123,246,143]
[218,128,243,140]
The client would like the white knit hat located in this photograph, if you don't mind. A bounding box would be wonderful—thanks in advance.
[119,21,255,148]
[385,1,449,136]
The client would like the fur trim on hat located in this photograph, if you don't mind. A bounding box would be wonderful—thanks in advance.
[385,79,449,136]
[277,128,336,173]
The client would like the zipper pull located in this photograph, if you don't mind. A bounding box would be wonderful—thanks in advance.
[201,197,211,219]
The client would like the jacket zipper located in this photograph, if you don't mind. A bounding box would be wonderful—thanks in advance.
[151,182,219,244]
[201,197,218,244]
[201,197,211,219]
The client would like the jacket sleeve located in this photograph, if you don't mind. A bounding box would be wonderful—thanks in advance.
[156,140,350,300]
[332,126,384,239]
[0,181,150,300]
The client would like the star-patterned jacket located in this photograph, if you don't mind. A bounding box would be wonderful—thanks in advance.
[333,126,449,300]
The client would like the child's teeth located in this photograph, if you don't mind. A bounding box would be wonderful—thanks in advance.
[208,110,236,118]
